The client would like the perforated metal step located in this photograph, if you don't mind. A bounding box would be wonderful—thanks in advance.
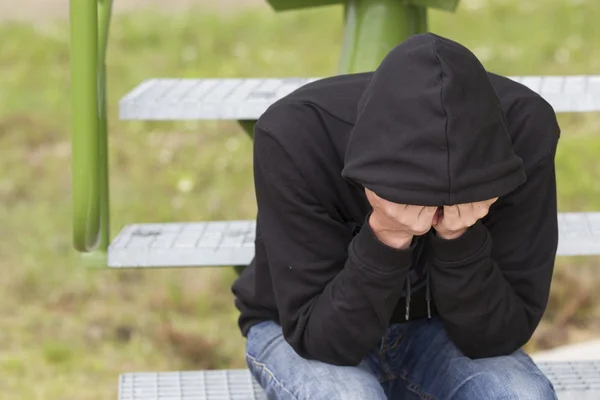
[108,220,256,268]
[538,361,600,400]
[558,212,600,256]
[118,370,266,400]
[108,213,600,268]
[119,75,600,121]
[118,362,600,400]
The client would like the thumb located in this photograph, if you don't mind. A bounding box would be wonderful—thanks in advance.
[432,207,443,225]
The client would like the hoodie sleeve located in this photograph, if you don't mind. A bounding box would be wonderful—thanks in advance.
[253,124,415,366]
[427,152,558,359]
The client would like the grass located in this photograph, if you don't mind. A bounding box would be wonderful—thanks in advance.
[0,0,600,398]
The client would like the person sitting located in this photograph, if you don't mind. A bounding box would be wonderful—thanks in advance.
[232,33,560,400]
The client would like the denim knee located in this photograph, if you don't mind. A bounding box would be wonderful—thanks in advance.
[457,370,557,400]
[307,378,387,400]
[247,353,387,400]
[245,321,386,400]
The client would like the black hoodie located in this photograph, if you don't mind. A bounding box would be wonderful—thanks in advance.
[232,33,560,366]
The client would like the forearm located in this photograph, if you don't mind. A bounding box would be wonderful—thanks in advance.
[428,222,544,358]
[281,221,413,366]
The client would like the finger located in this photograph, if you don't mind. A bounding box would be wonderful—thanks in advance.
[405,205,422,215]
[419,206,438,228]
[443,205,460,217]
[390,203,410,221]
[473,201,490,219]
[456,203,472,217]
[365,189,378,206]
[404,205,432,234]
[432,207,442,225]
[418,205,437,219]
[458,203,473,215]
[458,203,478,226]
[403,205,422,224]
[441,205,462,231]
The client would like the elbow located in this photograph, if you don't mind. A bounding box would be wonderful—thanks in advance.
[315,353,364,367]
[285,335,364,367]
[281,320,368,367]
[457,340,523,360]
[443,305,543,359]
[449,327,533,360]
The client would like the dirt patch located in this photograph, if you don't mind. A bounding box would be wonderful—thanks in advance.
[0,0,268,23]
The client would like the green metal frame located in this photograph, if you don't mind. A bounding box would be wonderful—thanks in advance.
[70,0,458,257]
[267,0,458,12]
[70,0,113,254]
[340,0,429,73]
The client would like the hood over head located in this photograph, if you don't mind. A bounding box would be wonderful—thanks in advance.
[341,33,526,206]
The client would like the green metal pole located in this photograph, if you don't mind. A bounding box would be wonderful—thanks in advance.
[70,0,112,254]
[97,0,113,251]
[70,0,100,252]
[340,0,428,74]
[414,6,428,34]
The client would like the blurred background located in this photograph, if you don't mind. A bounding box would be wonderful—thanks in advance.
[0,0,599,398]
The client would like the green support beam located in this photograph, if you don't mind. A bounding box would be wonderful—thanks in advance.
[97,0,113,251]
[267,0,340,11]
[267,0,459,12]
[340,0,429,73]
[70,0,113,253]
[237,0,434,163]
[70,0,100,252]
[410,0,458,12]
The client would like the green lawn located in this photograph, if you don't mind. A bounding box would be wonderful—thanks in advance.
[0,1,599,398]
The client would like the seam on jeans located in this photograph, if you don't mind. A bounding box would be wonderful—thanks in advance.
[398,368,437,400]
[245,324,282,360]
[385,333,404,352]
[378,330,405,383]
[444,371,488,399]
[246,352,299,400]
[376,350,397,383]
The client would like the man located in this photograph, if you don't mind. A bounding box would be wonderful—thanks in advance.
[232,33,560,399]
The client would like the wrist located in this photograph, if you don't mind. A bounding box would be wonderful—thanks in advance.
[435,227,468,241]
[369,213,414,249]
[377,233,414,249]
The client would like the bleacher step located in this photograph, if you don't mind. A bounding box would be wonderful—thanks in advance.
[119,369,266,400]
[118,361,600,400]
[119,75,600,121]
[108,212,600,268]
[108,220,255,268]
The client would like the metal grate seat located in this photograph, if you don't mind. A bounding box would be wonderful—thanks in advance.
[118,361,600,400]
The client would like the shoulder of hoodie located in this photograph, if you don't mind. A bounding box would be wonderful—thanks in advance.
[255,72,372,137]
[252,73,371,177]
[488,72,561,171]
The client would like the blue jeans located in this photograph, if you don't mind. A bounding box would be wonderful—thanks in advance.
[245,318,557,400]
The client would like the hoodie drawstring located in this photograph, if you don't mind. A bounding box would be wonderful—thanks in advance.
[426,266,432,319]
[405,275,411,321]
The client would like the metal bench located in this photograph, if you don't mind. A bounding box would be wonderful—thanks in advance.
[119,75,600,121]
[118,362,600,400]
